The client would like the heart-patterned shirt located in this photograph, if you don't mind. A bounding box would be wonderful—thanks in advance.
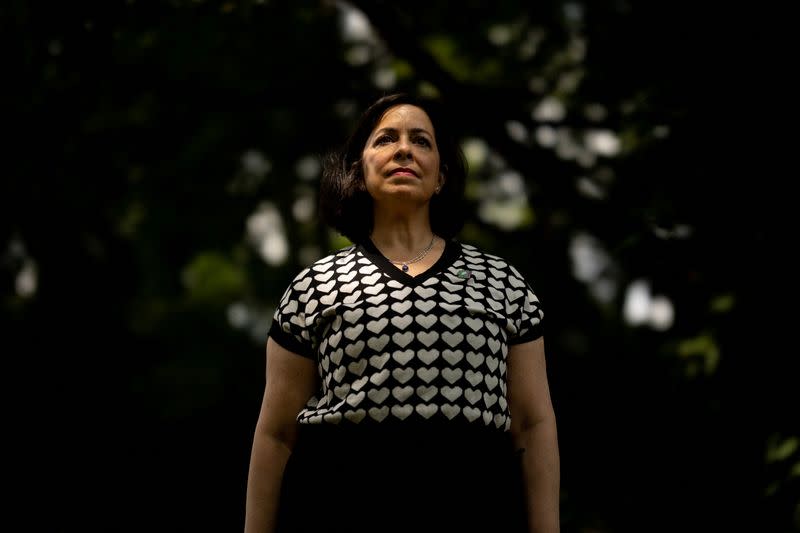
[269,239,544,431]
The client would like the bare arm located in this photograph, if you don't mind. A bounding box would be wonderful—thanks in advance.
[507,336,560,533]
[244,337,318,533]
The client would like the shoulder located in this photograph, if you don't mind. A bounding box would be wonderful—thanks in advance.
[458,242,516,270]
[311,244,359,268]
[285,244,358,287]
[456,241,530,285]
[459,242,504,262]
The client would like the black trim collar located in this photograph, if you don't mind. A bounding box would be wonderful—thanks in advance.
[358,238,462,286]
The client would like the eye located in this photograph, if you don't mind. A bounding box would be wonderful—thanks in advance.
[374,134,393,146]
[414,136,431,147]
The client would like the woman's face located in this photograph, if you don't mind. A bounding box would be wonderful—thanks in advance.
[361,104,442,207]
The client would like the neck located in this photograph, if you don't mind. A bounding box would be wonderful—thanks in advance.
[370,226,434,252]
[370,207,434,252]
[370,229,437,272]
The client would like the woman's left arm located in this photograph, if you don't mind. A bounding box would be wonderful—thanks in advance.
[507,336,560,533]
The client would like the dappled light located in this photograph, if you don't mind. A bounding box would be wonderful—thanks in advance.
[291,194,316,224]
[294,155,321,181]
[247,202,288,266]
[533,96,567,122]
[487,23,514,47]
[623,279,675,331]
[15,261,38,298]
[575,174,607,200]
[9,1,793,532]
[241,149,271,178]
[584,129,621,157]
[477,168,533,231]
[372,66,397,89]
[461,137,489,170]
[6,235,38,299]
[227,300,272,344]
[569,232,611,282]
[678,334,720,377]
[338,2,374,43]
[535,124,559,148]
[229,150,271,195]
[505,119,530,143]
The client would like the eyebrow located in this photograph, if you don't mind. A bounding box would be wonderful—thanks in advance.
[373,127,432,137]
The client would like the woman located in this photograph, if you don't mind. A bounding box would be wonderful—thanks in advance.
[244,93,560,533]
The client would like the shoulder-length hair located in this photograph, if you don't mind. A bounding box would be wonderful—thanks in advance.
[319,93,467,245]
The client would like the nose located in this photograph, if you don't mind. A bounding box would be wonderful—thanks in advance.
[393,138,413,161]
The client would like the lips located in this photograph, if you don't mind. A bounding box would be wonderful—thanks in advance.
[388,167,419,177]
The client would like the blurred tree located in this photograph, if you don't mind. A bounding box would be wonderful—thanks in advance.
[5,0,795,531]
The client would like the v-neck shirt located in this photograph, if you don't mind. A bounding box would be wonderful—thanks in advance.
[268,238,544,432]
[358,236,459,285]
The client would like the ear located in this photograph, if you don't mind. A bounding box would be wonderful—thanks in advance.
[435,173,445,194]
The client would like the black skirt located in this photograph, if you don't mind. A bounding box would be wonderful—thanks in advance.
[276,421,527,533]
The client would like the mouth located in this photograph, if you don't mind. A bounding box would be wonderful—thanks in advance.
[387,167,419,178]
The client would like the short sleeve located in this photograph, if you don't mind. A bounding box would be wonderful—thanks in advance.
[506,265,544,345]
[268,267,317,360]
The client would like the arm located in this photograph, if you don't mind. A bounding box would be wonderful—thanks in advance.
[507,336,560,533]
[244,337,318,533]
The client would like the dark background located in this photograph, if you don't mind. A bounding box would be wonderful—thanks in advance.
[6,1,796,531]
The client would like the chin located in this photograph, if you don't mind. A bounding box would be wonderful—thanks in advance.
[375,187,429,204]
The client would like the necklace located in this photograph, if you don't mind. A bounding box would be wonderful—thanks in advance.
[386,235,437,272]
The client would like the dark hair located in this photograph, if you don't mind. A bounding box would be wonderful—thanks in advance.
[319,93,467,244]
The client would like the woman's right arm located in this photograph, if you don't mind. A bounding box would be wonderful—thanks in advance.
[244,337,318,533]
